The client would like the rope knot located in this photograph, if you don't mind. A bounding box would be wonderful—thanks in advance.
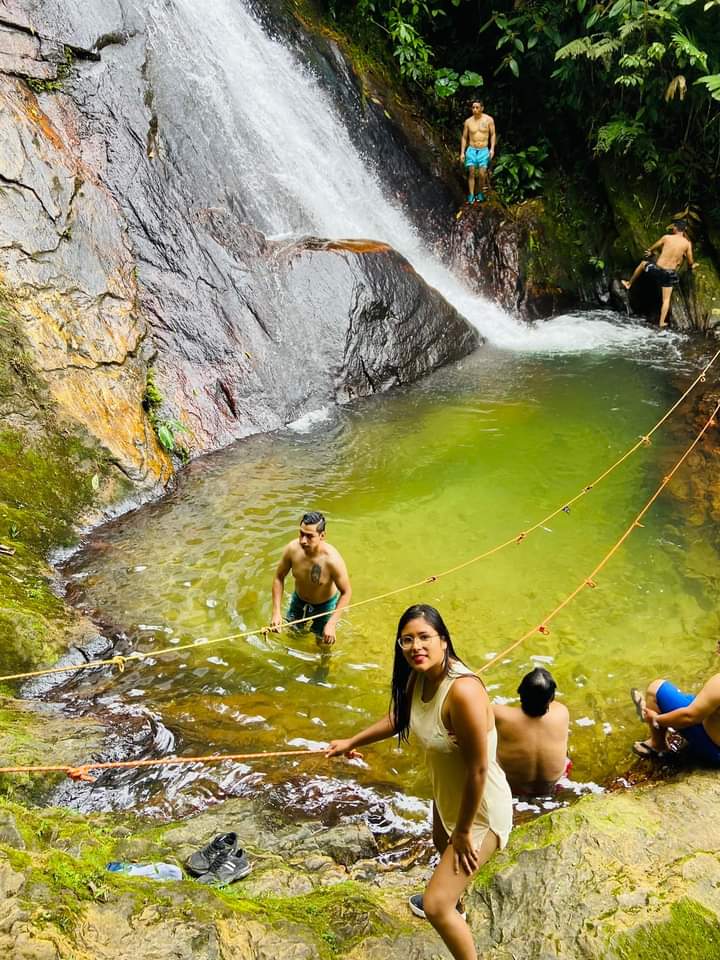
[585,578,597,589]
[640,435,651,446]
[700,375,706,383]
[516,532,527,544]
[66,765,97,783]
[425,575,438,583]
[583,484,594,493]
[538,625,550,635]
[109,655,127,673]
[561,505,571,514]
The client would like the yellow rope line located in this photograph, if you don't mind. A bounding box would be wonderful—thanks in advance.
[1,349,717,687]
[478,400,720,674]
[0,400,717,780]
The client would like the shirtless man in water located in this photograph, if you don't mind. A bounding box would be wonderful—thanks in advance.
[493,667,570,795]
[460,99,496,204]
[631,638,720,765]
[621,219,697,327]
[270,511,351,646]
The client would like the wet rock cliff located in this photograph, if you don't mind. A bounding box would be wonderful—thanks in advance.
[0,0,478,485]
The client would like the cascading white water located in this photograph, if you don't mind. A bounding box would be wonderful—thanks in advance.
[142,0,667,354]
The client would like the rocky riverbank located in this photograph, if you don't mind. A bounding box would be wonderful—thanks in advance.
[1,768,719,958]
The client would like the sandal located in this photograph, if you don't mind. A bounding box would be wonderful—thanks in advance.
[632,740,673,761]
[630,687,645,721]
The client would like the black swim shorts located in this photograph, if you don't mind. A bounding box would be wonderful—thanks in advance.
[644,262,679,287]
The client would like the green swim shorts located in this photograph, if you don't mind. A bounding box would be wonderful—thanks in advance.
[286,591,339,636]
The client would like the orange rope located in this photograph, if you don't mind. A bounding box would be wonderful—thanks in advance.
[0,349,717,687]
[0,748,327,782]
[0,401,717,780]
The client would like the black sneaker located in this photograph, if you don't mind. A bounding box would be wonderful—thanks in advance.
[408,893,466,921]
[185,832,237,876]
[197,849,251,886]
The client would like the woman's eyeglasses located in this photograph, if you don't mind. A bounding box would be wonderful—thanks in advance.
[397,632,441,650]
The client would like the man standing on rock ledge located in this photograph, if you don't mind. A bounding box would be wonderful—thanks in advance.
[270,511,351,646]
[460,99,496,204]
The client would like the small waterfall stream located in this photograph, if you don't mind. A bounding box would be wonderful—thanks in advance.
[140,0,662,353]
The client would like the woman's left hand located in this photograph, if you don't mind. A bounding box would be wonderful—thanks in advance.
[450,830,479,875]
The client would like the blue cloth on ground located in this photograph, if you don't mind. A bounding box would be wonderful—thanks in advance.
[464,146,490,169]
[286,591,339,636]
[656,680,720,764]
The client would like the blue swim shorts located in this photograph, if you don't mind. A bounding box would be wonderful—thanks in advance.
[656,680,720,765]
[286,591,339,636]
[464,146,490,170]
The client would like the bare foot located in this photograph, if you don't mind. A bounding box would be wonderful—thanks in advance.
[621,280,631,290]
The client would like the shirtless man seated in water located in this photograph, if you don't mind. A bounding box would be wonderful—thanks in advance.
[270,511,351,646]
[493,667,570,796]
[631,639,720,764]
[621,219,697,328]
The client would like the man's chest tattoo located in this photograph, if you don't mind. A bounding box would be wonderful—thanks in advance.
[311,563,322,584]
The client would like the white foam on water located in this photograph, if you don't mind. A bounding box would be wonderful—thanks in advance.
[287,407,332,433]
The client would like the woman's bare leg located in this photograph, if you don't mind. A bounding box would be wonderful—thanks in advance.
[432,802,449,854]
[422,830,499,960]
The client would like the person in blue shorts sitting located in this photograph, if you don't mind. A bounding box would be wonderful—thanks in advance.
[460,100,496,204]
[631,645,720,763]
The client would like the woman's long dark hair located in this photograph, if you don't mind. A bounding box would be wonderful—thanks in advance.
[390,604,464,743]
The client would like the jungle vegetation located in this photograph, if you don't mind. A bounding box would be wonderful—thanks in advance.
[327,0,720,214]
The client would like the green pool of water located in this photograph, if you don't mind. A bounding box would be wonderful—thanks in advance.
[63,337,720,815]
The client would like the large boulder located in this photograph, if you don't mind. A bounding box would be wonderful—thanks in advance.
[467,770,720,958]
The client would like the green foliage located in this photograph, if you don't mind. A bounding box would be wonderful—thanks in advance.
[142,369,188,461]
[352,0,479,100]
[434,67,482,98]
[142,368,163,414]
[26,47,74,94]
[336,0,719,209]
[155,419,188,455]
[492,143,548,204]
[695,72,720,99]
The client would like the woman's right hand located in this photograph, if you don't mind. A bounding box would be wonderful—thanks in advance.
[325,739,363,759]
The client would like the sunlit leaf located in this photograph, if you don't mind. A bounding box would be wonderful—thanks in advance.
[157,424,175,451]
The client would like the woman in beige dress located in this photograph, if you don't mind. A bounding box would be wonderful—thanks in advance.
[327,604,512,960]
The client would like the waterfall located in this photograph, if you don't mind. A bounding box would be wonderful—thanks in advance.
[141,0,659,354]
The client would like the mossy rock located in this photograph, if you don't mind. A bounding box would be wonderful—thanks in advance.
[520,171,613,296]
[613,898,720,960]
[0,300,126,678]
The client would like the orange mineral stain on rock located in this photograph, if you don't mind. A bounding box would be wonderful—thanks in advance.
[20,87,64,152]
[324,239,393,254]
